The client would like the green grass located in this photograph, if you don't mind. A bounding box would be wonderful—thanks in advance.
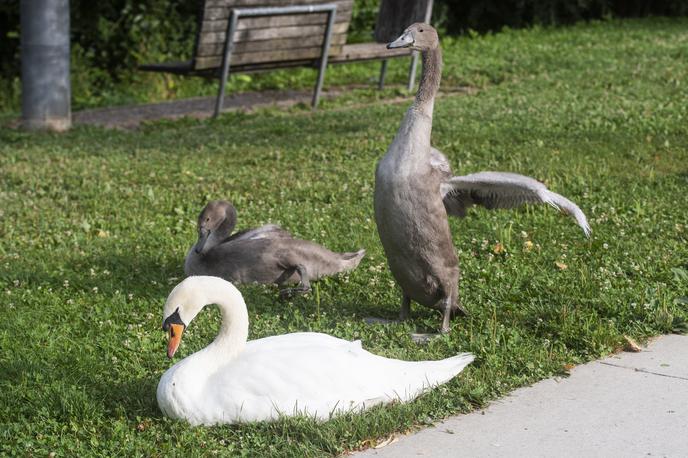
[2,17,688,456]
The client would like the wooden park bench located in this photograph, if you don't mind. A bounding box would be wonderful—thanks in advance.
[139,0,433,117]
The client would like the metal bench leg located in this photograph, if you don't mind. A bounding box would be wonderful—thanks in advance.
[312,8,336,109]
[378,60,389,90]
[214,11,239,118]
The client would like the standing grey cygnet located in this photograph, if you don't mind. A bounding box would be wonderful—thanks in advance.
[375,24,591,333]
[184,200,366,297]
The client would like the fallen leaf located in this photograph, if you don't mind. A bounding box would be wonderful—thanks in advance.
[623,336,642,352]
[493,242,506,254]
[374,435,399,449]
[555,261,568,270]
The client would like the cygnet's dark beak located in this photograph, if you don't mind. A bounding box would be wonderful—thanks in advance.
[194,229,210,254]
[387,31,414,49]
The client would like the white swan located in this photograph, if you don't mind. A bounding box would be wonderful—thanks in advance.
[156,276,474,425]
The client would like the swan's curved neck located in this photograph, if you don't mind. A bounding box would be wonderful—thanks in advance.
[413,46,442,116]
[200,283,249,363]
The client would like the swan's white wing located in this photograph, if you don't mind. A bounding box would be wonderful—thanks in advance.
[441,171,591,237]
[205,333,473,423]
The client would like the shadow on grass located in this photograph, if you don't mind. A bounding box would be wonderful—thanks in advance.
[7,249,183,300]
[0,352,162,422]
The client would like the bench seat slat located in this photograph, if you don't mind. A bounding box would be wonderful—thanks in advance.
[328,43,413,63]
[141,59,320,75]
[139,61,196,75]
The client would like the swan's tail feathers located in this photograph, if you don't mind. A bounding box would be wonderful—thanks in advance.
[440,352,475,376]
[339,249,366,272]
[420,352,475,386]
[397,353,474,402]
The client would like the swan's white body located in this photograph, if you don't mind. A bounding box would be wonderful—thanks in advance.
[157,276,474,425]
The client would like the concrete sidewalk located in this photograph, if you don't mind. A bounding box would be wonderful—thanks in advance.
[359,335,688,458]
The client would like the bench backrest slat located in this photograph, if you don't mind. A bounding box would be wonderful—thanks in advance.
[193,0,354,71]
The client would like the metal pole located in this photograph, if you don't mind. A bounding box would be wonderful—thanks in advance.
[312,6,336,109]
[407,52,419,91]
[378,60,389,90]
[214,10,239,118]
[406,0,434,92]
[21,0,71,131]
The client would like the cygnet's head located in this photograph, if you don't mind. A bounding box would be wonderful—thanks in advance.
[387,23,439,51]
[161,276,243,359]
[193,200,238,254]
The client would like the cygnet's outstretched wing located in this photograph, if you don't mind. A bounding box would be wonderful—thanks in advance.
[440,171,591,237]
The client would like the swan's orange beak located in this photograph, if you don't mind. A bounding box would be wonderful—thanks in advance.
[167,323,185,359]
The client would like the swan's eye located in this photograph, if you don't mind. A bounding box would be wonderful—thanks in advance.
[419,28,424,32]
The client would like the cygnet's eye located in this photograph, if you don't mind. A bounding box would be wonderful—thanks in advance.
[419,28,424,32]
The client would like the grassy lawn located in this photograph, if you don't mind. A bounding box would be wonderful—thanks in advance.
[2,17,688,456]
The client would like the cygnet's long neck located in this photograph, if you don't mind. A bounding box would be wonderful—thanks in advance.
[413,46,442,117]
[203,209,238,252]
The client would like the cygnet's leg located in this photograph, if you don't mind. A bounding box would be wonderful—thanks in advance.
[411,283,464,341]
[452,297,469,318]
[409,294,454,341]
[364,293,411,325]
[439,296,453,334]
[279,264,312,298]
[440,282,465,332]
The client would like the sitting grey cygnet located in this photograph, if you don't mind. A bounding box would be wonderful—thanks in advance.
[184,201,365,296]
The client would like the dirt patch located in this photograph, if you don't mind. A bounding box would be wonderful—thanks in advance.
[35,84,479,130]
[72,89,323,129]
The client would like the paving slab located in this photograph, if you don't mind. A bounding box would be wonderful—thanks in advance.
[600,335,688,379]
[358,335,688,458]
